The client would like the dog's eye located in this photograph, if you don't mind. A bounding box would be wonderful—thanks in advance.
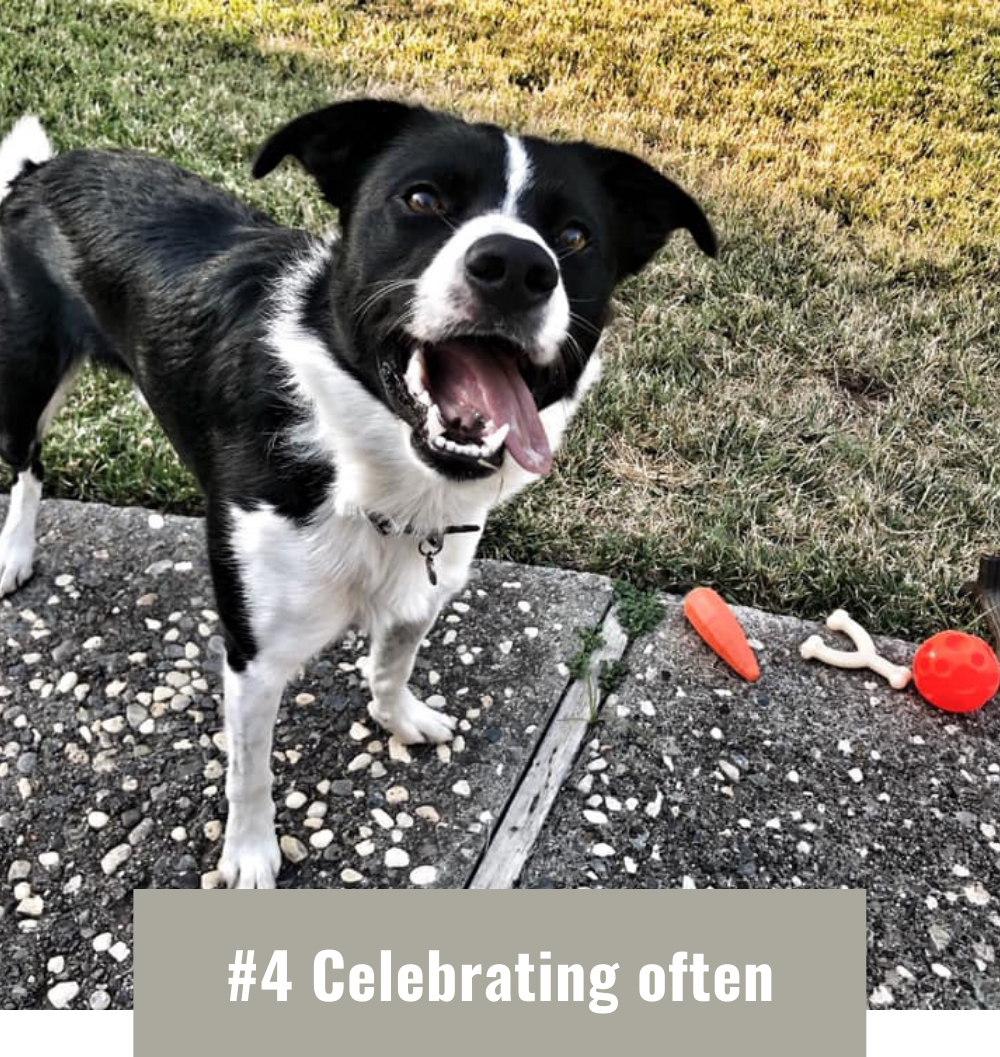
[555,223,590,254]
[404,186,445,215]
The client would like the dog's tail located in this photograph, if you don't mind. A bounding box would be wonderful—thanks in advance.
[0,115,53,203]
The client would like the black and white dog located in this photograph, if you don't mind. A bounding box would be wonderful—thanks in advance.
[0,101,715,887]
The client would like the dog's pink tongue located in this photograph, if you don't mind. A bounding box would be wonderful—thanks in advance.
[431,342,552,476]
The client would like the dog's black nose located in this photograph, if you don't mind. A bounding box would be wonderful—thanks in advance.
[465,235,558,313]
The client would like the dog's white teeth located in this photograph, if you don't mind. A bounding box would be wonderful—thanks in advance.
[425,405,505,461]
[405,347,430,403]
[426,403,446,439]
[430,434,489,459]
[481,422,510,455]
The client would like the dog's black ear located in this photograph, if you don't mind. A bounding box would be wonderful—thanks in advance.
[252,99,428,211]
[581,145,717,277]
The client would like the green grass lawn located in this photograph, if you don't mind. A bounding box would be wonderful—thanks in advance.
[1,0,999,640]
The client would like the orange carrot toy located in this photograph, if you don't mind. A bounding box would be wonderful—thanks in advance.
[683,587,760,682]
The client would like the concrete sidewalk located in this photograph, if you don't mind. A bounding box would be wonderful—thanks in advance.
[1,498,998,1011]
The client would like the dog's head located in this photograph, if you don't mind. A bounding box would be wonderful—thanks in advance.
[254,99,716,480]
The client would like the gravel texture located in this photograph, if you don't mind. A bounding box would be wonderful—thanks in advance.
[3,497,997,1012]
[520,600,1000,1010]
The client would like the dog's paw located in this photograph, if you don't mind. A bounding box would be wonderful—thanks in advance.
[0,534,34,597]
[219,829,281,890]
[368,690,457,745]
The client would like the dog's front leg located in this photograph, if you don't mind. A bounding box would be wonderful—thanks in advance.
[366,619,457,745]
[218,660,284,889]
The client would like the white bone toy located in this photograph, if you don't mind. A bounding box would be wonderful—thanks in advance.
[800,609,912,690]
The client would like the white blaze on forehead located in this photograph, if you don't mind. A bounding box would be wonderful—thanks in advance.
[502,134,533,217]
[408,134,569,367]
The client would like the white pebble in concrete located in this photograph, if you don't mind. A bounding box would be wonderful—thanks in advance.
[8,860,31,882]
[47,982,79,1009]
[17,895,44,917]
[280,836,308,864]
[371,808,394,830]
[719,760,741,783]
[100,844,131,876]
[869,985,893,1006]
[388,738,412,763]
[964,882,990,905]
[56,672,78,695]
[385,847,410,868]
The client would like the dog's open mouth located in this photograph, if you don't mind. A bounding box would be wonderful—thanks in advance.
[402,337,553,476]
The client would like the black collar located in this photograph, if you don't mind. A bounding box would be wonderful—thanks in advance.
[365,512,481,586]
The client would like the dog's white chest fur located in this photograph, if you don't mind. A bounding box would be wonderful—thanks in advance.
[228,498,480,673]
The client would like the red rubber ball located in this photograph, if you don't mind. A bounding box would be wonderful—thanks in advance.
[912,631,1000,713]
